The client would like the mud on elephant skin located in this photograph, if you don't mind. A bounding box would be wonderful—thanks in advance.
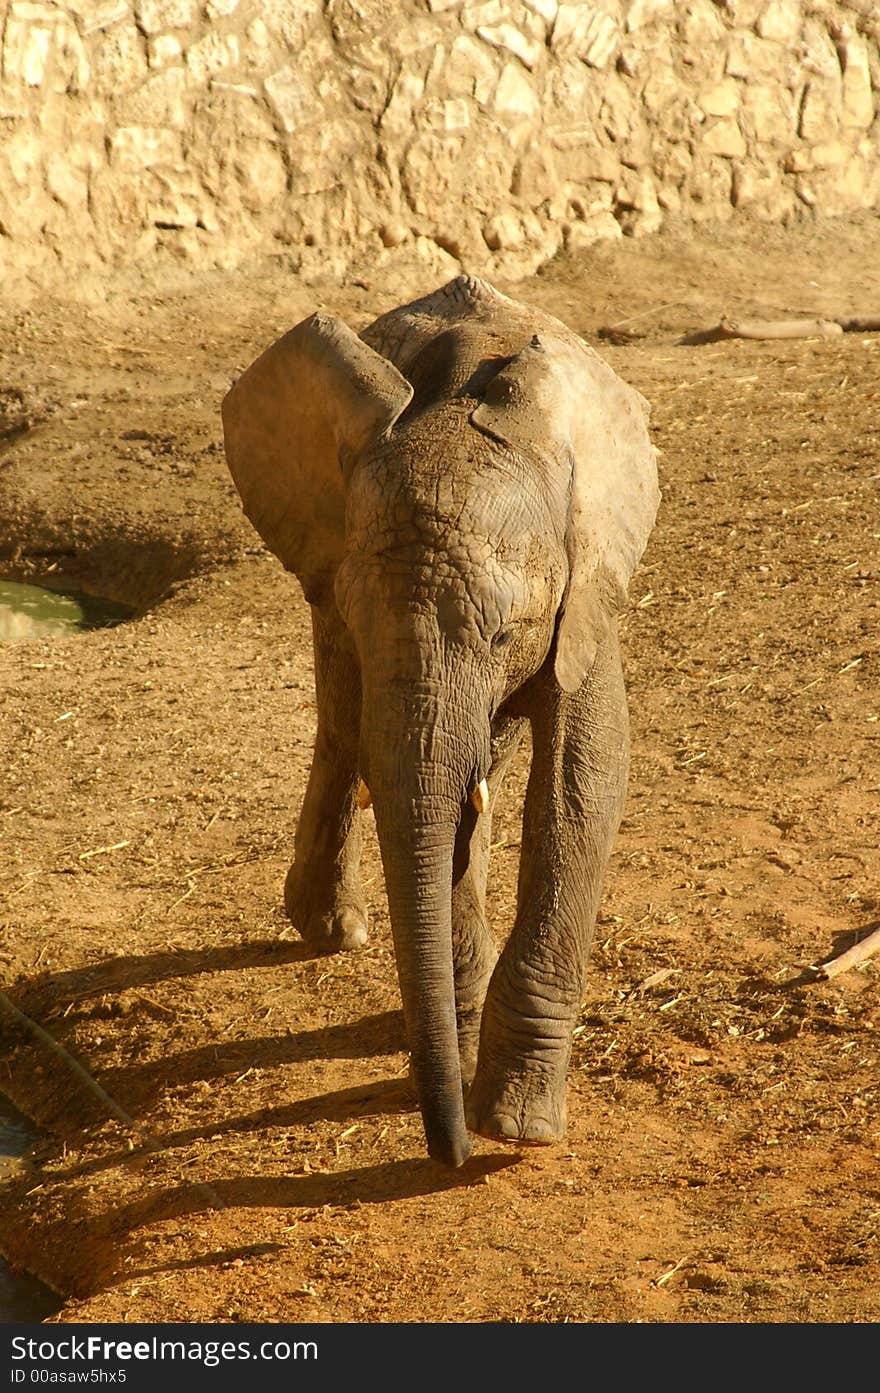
[222,276,660,1167]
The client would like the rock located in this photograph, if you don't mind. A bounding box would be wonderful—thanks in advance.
[682,0,727,49]
[565,210,622,250]
[612,172,660,235]
[755,1,801,44]
[477,23,543,71]
[701,116,747,158]
[699,78,741,119]
[462,2,509,29]
[443,35,498,104]
[512,145,559,203]
[731,159,785,213]
[234,140,288,211]
[493,61,540,121]
[654,96,701,145]
[552,5,619,70]
[838,35,875,130]
[809,139,850,169]
[524,0,557,25]
[148,35,182,69]
[264,66,314,133]
[482,210,523,250]
[66,2,130,35]
[652,139,693,184]
[800,19,844,83]
[688,155,733,215]
[795,177,817,207]
[412,234,461,276]
[642,61,681,115]
[51,15,91,92]
[799,81,840,142]
[389,20,445,61]
[717,0,763,23]
[615,170,660,215]
[626,0,674,33]
[2,13,53,87]
[617,206,663,237]
[378,219,409,247]
[420,97,472,133]
[783,147,811,174]
[401,132,466,214]
[380,70,426,134]
[186,33,240,85]
[549,130,619,183]
[47,145,95,210]
[116,67,188,128]
[110,125,183,167]
[566,183,613,217]
[133,0,197,33]
[725,32,793,83]
[741,84,796,144]
[244,19,274,70]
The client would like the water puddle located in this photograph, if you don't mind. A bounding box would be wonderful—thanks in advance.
[0,1101,63,1321]
[0,580,131,642]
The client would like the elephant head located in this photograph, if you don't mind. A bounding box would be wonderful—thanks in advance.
[222,277,659,1166]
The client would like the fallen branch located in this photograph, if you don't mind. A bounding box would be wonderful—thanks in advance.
[598,299,685,342]
[814,924,880,981]
[681,312,880,346]
[835,316,880,333]
[0,989,223,1209]
[720,316,843,340]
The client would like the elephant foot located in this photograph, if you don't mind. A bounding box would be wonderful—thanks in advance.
[284,865,368,953]
[465,1072,567,1146]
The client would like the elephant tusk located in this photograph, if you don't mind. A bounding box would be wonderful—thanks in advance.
[470,778,489,815]
[356,780,372,810]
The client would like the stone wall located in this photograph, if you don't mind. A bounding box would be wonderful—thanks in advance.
[1,0,879,294]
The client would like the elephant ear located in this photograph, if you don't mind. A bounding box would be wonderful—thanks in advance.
[222,313,413,599]
[471,333,659,693]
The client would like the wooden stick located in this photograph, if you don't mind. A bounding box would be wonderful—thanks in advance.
[718,316,843,341]
[836,316,880,333]
[0,989,224,1209]
[607,299,684,330]
[815,925,880,981]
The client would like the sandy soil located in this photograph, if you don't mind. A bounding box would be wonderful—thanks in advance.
[0,215,878,1325]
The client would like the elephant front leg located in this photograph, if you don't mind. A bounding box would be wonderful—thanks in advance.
[284,606,368,953]
[467,629,629,1144]
[452,715,527,1082]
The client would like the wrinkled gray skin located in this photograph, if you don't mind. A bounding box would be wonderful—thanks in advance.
[222,277,659,1167]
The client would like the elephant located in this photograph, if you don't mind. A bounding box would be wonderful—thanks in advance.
[222,275,659,1168]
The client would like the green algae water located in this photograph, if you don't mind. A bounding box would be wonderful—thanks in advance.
[0,581,131,642]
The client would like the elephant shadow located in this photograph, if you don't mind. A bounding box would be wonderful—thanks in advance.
[65,1150,520,1295]
[95,1009,408,1119]
[14,937,316,1013]
[55,1076,414,1185]
[5,938,408,1128]
[104,1153,520,1241]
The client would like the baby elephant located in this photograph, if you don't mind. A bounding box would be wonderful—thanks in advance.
[223,276,659,1167]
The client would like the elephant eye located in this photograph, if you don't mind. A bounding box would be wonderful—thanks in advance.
[491,625,515,650]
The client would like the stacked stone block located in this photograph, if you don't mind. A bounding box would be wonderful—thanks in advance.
[1,0,878,291]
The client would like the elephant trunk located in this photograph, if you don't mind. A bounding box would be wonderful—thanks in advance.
[364,689,486,1168]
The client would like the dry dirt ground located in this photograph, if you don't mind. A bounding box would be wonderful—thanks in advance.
[0,216,878,1325]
